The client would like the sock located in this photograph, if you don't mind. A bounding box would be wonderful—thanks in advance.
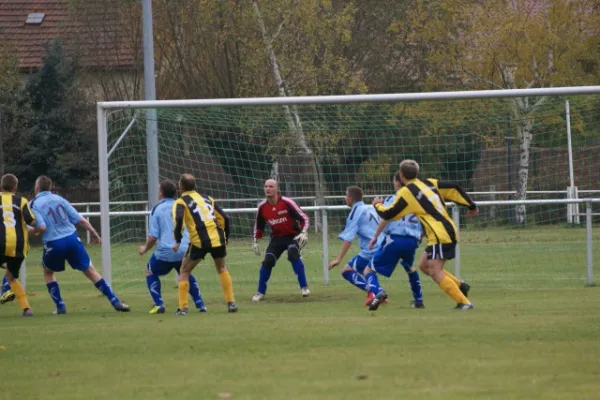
[438,275,470,305]
[188,275,205,308]
[9,280,30,311]
[94,278,120,306]
[291,258,308,289]
[219,271,235,303]
[257,266,272,295]
[365,272,383,295]
[444,270,462,286]
[341,269,368,292]
[46,281,65,310]
[1,276,9,294]
[178,280,190,310]
[146,275,163,307]
[407,270,423,303]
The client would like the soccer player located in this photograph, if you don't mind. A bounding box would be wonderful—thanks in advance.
[251,179,310,302]
[370,160,478,310]
[172,173,236,314]
[138,180,206,314]
[365,172,425,308]
[0,174,37,316]
[327,186,385,304]
[31,175,130,314]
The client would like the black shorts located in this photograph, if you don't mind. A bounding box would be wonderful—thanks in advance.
[186,245,227,261]
[425,243,456,260]
[0,255,25,279]
[264,236,300,264]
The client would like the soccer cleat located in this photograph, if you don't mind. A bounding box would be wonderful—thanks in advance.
[22,308,33,317]
[457,281,471,308]
[0,290,15,304]
[199,306,207,313]
[114,302,131,312]
[149,305,165,314]
[227,302,238,313]
[364,292,375,306]
[175,307,189,315]
[368,291,388,311]
[53,307,67,315]
[455,303,474,310]
[410,301,425,309]
[301,287,311,297]
[252,293,265,302]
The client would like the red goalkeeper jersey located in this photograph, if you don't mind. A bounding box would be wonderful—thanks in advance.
[253,195,310,239]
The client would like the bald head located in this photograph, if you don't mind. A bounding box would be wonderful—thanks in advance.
[264,179,278,199]
[179,173,196,192]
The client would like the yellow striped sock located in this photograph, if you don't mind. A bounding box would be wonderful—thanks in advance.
[219,271,235,303]
[9,280,30,311]
[438,275,470,305]
[178,280,189,310]
[444,270,462,286]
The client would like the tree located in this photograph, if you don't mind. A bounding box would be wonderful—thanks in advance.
[0,50,23,178]
[408,0,600,224]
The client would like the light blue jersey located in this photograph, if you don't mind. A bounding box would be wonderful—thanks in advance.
[149,198,189,262]
[31,192,82,243]
[338,201,384,259]
[382,195,423,240]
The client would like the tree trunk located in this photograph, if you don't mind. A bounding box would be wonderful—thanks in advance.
[515,117,533,225]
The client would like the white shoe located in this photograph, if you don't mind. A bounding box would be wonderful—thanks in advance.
[251,293,265,302]
[301,287,311,297]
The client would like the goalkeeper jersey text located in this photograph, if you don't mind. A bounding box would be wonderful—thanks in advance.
[254,196,309,240]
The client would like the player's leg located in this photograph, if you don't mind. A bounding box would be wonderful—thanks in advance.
[82,265,130,311]
[443,270,471,299]
[184,267,206,312]
[287,240,309,296]
[399,244,424,308]
[0,273,15,304]
[340,256,369,293]
[43,266,66,314]
[41,244,67,314]
[253,238,286,301]
[4,258,32,316]
[176,246,202,315]
[212,247,237,312]
[145,254,166,314]
[422,245,471,309]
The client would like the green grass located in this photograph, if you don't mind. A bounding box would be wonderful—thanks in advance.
[1,226,600,400]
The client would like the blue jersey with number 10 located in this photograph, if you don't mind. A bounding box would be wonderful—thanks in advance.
[338,201,384,259]
[383,195,422,240]
[31,191,83,244]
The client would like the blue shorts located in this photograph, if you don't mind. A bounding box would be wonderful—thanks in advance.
[368,235,419,278]
[147,254,182,276]
[347,255,372,275]
[43,233,91,272]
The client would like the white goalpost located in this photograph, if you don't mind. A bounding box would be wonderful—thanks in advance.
[96,86,600,290]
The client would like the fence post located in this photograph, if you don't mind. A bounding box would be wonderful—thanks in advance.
[452,205,461,279]
[321,208,329,285]
[489,185,496,219]
[586,201,594,286]
[314,198,319,233]
[21,260,26,290]
[86,203,91,244]
[145,203,149,238]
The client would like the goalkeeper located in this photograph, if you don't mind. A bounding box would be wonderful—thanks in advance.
[251,179,310,301]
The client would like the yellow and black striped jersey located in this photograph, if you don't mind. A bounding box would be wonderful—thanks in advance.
[173,191,230,249]
[0,192,35,257]
[375,178,476,246]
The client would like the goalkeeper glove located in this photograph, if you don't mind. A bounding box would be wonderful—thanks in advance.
[252,239,261,256]
[294,231,308,249]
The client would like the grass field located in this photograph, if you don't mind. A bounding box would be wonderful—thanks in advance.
[1,226,600,400]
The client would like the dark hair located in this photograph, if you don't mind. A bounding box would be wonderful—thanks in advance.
[1,174,18,192]
[346,186,363,202]
[399,159,419,180]
[179,173,196,191]
[36,175,53,192]
[393,171,401,182]
[160,180,177,199]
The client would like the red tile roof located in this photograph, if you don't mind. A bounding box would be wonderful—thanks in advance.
[0,0,139,70]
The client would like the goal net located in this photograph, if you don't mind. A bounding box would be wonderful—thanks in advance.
[97,87,600,292]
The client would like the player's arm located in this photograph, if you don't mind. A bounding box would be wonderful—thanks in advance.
[213,202,230,241]
[173,201,185,245]
[329,214,358,270]
[22,199,42,235]
[368,219,388,250]
[374,190,410,221]
[139,211,159,255]
[64,199,100,243]
[252,204,266,256]
[78,218,101,244]
[433,179,478,214]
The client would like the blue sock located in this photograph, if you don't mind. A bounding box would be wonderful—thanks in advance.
[291,258,308,289]
[258,266,272,295]
[94,278,120,306]
[146,274,163,307]
[1,276,9,294]
[341,269,368,292]
[407,270,423,303]
[46,281,65,310]
[365,272,383,295]
[188,275,205,309]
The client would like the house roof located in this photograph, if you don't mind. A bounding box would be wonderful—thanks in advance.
[0,0,139,70]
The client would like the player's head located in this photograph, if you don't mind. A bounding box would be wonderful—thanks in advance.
[264,179,278,199]
[345,185,363,207]
[179,173,196,192]
[1,174,18,194]
[159,180,177,200]
[35,175,53,195]
[399,159,419,182]
[393,171,403,190]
